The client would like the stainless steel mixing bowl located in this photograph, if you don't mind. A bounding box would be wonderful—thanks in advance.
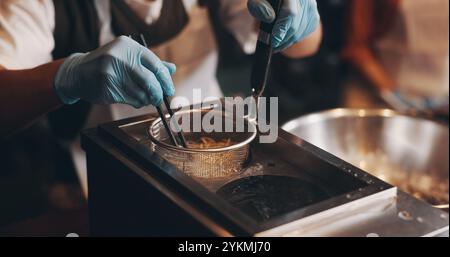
[282,109,449,210]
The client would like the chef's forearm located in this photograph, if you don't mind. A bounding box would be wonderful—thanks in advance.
[282,23,323,59]
[0,60,64,137]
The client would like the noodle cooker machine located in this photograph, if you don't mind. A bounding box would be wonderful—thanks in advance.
[81,101,449,237]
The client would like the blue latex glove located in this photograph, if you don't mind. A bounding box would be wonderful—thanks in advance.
[248,0,320,51]
[54,36,175,108]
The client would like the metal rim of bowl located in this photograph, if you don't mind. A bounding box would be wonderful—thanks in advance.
[148,108,257,153]
[282,108,449,210]
[282,108,449,131]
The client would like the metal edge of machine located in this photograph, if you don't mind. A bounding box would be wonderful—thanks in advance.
[81,108,449,236]
[82,113,394,235]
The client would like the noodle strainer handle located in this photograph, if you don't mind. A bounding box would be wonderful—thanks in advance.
[251,0,284,99]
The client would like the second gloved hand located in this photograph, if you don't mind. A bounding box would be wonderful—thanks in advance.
[54,36,176,108]
[248,0,320,51]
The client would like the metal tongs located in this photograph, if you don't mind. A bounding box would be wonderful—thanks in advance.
[136,34,188,148]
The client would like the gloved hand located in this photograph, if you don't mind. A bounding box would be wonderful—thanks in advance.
[54,36,175,108]
[248,0,320,51]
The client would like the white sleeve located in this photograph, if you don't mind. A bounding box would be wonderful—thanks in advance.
[0,0,55,69]
[219,0,258,54]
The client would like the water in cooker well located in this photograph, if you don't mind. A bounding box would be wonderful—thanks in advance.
[217,175,331,222]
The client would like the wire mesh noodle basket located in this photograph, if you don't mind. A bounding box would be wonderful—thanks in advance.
[148,109,257,178]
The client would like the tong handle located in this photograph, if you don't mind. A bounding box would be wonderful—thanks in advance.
[137,34,186,148]
[163,97,188,148]
[156,106,180,147]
